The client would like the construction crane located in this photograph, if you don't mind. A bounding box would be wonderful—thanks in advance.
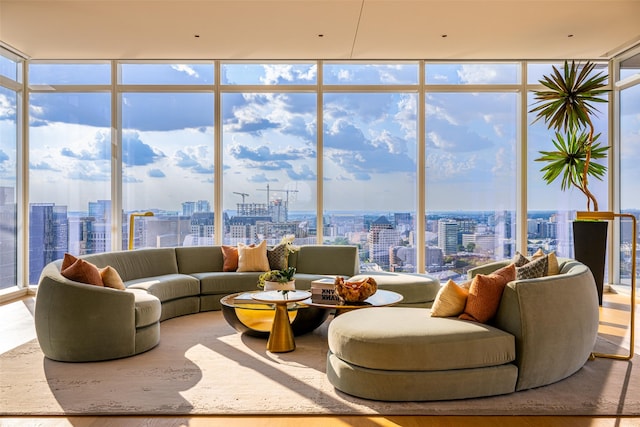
[256,184,298,206]
[233,192,249,203]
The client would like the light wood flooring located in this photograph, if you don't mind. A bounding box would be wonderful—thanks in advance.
[1,290,639,427]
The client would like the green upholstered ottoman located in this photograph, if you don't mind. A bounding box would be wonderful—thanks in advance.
[347,272,440,307]
[326,306,518,401]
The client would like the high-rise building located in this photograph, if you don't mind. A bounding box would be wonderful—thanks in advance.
[0,186,17,288]
[437,219,458,255]
[368,216,400,269]
[29,203,68,283]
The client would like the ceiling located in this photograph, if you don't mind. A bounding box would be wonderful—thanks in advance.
[1,0,639,61]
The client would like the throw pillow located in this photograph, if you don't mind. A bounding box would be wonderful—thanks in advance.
[532,248,560,275]
[516,254,548,280]
[513,251,530,267]
[237,240,270,272]
[100,266,125,290]
[459,263,515,323]
[221,245,240,272]
[267,243,289,271]
[431,279,469,317]
[60,253,104,287]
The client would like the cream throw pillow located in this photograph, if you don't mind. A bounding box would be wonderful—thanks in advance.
[431,279,469,317]
[237,240,270,272]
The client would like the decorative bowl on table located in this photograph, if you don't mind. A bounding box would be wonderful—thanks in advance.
[334,276,378,303]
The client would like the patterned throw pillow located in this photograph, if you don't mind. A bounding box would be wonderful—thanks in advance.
[532,248,560,275]
[516,254,548,280]
[267,243,289,271]
[459,263,515,323]
[431,279,469,317]
[513,251,530,267]
[60,253,104,287]
[237,240,270,272]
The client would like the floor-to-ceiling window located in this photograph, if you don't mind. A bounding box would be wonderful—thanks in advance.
[323,63,419,272]
[0,49,20,290]
[221,63,317,246]
[27,62,112,284]
[618,51,640,288]
[120,62,215,249]
[424,63,519,281]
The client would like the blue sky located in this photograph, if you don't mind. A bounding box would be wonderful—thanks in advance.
[0,62,632,213]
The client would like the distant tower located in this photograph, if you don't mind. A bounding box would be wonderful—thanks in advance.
[437,219,458,255]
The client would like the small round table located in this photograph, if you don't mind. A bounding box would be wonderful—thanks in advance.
[302,289,403,316]
[251,290,312,353]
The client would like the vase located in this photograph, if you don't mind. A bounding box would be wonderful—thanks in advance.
[264,280,296,291]
[573,220,608,305]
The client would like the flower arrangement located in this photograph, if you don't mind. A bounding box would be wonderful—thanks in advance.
[280,234,300,256]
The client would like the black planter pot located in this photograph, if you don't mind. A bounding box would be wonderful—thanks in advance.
[573,220,608,305]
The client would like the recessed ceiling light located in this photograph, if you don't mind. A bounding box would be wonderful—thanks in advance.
[441,34,448,38]
[318,34,324,38]
[194,34,200,38]
[568,34,574,38]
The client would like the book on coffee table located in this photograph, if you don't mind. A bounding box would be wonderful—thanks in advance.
[311,278,340,303]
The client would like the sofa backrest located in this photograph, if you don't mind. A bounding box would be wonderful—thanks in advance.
[289,245,359,277]
[175,246,224,274]
[75,248,179,281]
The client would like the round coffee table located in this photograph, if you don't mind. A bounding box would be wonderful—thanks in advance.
[302,289,403,315]
[220,291,330,338]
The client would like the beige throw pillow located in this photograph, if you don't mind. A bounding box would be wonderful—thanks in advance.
[237,240,270,272]
[431,279,469,317]
[100,266,126,290]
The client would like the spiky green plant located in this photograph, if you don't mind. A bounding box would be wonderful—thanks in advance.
[529,60,609,211]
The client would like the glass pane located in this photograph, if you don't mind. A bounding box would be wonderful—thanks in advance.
[0,55,19,81]
[222,92,317,246]
[425,92,518,281]
[620,83,640,288]
[324,63,419,85]
[29,63,111,85]
[528,62,608,85]
[121,92,214,249]
[0,87,17,289]
[323,92,417,272]
[527,91,609,258]
[222,63,316,85]
[620,53,640,81]
[426,63,519,84]
[120,63,214,85]
[29,92,111,284]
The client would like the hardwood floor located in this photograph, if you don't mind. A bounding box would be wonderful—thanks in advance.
[1,290,639,427]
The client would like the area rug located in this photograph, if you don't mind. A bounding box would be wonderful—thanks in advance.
[1,311,639,416]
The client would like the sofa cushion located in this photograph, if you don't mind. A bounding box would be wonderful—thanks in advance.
[431,279,468,317]
[459,263,515,323]
[328,307,515,372]
[196,272,263,295]
[128,289,161,328]
[237,241,270,272]
[126,274,200,302]
[60,253,104,287]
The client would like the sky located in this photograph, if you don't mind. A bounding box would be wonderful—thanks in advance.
[0,61,636,214]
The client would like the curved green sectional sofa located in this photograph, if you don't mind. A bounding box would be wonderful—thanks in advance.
[34,245,440,363]
[326,258,600,401]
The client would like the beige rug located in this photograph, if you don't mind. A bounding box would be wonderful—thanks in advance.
[1,311,639,416]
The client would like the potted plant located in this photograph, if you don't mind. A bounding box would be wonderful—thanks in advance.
[258,267,297,292]
[529,60,610,303]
